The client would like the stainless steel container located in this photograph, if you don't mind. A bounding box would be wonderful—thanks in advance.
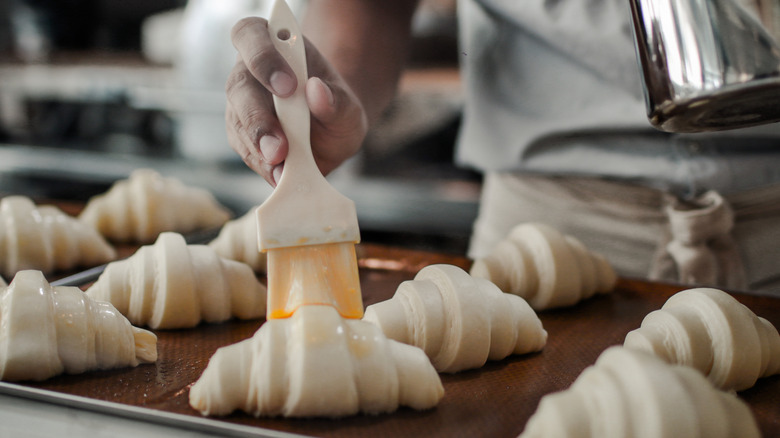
[629,0,780,132]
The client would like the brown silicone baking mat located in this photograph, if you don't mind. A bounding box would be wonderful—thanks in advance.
[1,199,778,437]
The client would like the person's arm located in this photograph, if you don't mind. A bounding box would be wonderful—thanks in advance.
[226,0,419,186]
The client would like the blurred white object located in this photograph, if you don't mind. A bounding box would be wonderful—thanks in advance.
[174,0,307,161]
[141,8,184,65]
[9,2,52,63]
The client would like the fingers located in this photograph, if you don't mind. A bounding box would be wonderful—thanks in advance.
[225,79,286,186]
[306,76,337,120]
[231,17,296,97]
[227,17,298,186]
[225,55,289,185]
[226,17,367,183]
[225,104,273,185]
[305,76,368,175]
[225,60,285,162]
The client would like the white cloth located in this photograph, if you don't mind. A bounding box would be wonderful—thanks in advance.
[454,0,780,292]
[469,172,780,294]
[455,0,780,199]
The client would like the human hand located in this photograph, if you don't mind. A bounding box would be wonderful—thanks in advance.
[226,17,368,186]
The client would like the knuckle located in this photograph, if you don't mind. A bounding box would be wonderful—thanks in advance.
[243,155,265,175]
[231,107,268,145]
[246,125,266,146]
[225,68,252,95]
[240,112,269,146]
[242,108,268,132]
[231,17,267,43]
[246,46,280,78]
[239,147,254,163]
[227,113,244,135]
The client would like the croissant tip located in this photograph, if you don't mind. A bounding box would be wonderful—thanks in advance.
[132,327,158,363]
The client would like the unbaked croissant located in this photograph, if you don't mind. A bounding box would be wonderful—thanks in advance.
[519,346,760,438]
[189,305,444,418]
[624,287,780,391]
[85,232,266,329]
[79,168,232,243]
[0,196,116,279]
[364,264,547,373]
[208,207,266,273]
[0,270,157,382]
[470,223,616,310]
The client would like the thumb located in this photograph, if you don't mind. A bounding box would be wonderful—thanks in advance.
[304,76,367,174]
[305,76,338,122]
[306,76,367,131]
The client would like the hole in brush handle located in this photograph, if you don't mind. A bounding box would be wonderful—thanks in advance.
[277,29,291,41]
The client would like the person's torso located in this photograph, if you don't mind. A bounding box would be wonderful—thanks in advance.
[455,0,780,198]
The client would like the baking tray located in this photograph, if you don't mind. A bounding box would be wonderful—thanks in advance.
[1,202,779,437]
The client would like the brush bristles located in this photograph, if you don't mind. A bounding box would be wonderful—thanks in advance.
[266,242,362,319]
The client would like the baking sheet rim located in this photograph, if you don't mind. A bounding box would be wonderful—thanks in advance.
[0,381,309,438]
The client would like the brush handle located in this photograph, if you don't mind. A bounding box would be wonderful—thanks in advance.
[257,0,360,251]
[268,0,319,183]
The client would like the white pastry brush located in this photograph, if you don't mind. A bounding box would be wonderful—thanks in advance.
[256,0,362,320]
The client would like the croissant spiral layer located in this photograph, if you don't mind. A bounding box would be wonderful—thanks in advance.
[0,270,156,382]
[79,168,231,243]
[189,305,444,418]
[624,287,780,391]
[86,232,266,329]
[470,223,616,310]
[0,196,116,278]
[364,264,547,373]
[519,346,760,438]
[208,208,266,273]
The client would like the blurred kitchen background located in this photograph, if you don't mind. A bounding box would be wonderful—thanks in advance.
[0,0,479,254]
